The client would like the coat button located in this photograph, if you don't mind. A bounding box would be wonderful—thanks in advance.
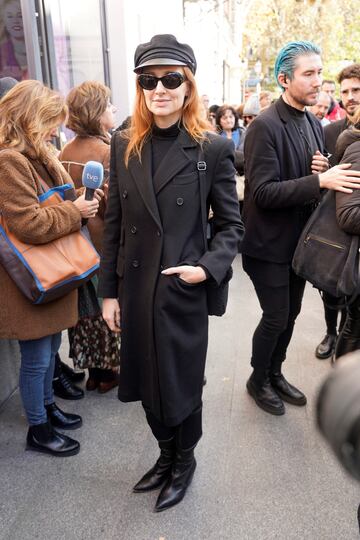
[156,230,161,237]
[122,190,128,199]
[176,197,184,206]
[132,259,140,268]
[130,226,137,234]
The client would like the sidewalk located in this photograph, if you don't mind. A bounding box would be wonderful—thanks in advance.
[1,256,359,540]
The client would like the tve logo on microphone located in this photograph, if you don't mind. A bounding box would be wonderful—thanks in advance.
[82,161,104,201]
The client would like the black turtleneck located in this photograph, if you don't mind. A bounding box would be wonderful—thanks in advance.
[281,97,318,174]
[151,122,180,176]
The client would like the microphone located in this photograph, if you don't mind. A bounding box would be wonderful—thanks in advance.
[82,161,104,200]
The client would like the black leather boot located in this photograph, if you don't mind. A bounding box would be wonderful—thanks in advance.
[155,446,196,512]
[54,353,85,383]
[335,299,360,360]
[59,359,85,383]
[45,402,82,430]
[270,372,307,406]
[315,334,337,359]
[53,373,84,400]
[26,421,80,457]
[133,438,175,493]
[246,373,285,415]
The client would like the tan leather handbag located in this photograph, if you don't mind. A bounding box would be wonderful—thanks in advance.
[0,180,99,304]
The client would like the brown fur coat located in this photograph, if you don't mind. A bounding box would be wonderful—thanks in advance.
[0,149,82,340]
[60,135,110,254]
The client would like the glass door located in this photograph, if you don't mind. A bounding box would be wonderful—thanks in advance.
[40,0,110,97]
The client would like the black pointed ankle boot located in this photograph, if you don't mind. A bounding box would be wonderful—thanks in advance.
[45,402,82,430]
[154,446,196,512]
[26,421,80,457]
[133,438,175,493]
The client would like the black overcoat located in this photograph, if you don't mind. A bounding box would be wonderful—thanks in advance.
[98,128,243,426]
[324,117,348,166]
[241,96,324,263]
[336,135,360,234]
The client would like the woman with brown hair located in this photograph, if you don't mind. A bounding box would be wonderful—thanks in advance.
[98,34,243,511]
[59,80,120,394]
[0,80,100,456]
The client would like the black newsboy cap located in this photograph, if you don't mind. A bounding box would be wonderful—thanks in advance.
[134,34,197,74]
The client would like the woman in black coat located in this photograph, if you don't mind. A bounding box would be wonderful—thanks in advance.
[98,34,243,512]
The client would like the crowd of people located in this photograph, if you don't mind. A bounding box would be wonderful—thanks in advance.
[1,34,360,513]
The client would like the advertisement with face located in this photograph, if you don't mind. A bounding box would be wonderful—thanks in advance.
[0,0,28,80]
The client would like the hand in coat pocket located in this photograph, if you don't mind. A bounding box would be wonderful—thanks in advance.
[161,265,207,284]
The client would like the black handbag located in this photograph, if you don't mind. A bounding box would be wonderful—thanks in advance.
[197,148,233,316]
[292,190,360,299]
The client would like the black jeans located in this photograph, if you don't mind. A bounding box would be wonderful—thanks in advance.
[335,295,360,359]
[322,291,347,335]
[243,256,306,381]
[143,404,202,450]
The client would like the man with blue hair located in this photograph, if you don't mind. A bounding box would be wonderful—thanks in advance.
[241,41,360,416]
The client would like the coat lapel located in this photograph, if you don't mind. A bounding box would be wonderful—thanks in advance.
[128,139,162,230]
[152,129,198,194]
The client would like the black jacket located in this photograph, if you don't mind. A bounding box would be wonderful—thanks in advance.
[241,96,323,263]
[324,117,348,166]
[336,132,360,235]
[98,129,243,425]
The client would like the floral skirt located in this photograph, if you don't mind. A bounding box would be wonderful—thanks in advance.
[68,276,120,370]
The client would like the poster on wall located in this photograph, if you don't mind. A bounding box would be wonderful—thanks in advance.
[0,0,28,81]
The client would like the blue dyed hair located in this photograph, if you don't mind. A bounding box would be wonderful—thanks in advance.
[274,41,321,91]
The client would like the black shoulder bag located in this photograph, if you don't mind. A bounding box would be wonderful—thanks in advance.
[197,147,233,316]
[292,190,360,300]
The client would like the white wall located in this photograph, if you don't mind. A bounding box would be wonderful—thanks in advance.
[106,0,184,125]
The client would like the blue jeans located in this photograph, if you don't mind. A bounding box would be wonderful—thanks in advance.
[19,332,62,426]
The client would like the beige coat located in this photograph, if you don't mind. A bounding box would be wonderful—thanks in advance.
[60,135,110,254]
[0,149,82,340]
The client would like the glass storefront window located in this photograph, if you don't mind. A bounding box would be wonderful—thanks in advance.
[44,0,106,97]
[0,0,28,81]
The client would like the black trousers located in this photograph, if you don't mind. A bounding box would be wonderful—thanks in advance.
[321,291,347,335]
[143,403,202,450]
[335,295,360,359]
[243,256,306,380]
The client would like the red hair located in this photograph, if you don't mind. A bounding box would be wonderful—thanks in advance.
[123,67,210,166]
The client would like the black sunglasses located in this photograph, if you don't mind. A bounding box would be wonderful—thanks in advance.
[137,72,186,91]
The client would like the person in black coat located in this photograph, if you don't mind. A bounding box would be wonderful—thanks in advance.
[324,64,360,167]
[98,34,243,512]
[242,41,360,417]
[333,112,360,358]
[315,65,360,360]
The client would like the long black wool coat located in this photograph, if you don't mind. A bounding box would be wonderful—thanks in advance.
[98,128,243,426]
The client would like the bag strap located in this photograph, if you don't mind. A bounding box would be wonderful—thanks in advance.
[38,177,51,194]
[197,145,208,251]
